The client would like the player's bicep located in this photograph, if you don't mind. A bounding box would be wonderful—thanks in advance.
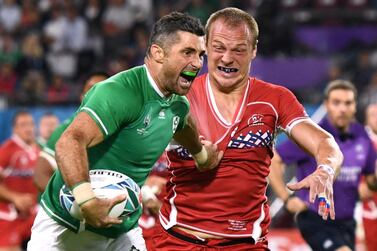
[63,111,104,148]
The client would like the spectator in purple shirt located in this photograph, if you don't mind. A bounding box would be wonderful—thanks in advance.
[269,79,377,251]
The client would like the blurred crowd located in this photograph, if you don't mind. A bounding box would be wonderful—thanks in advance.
[1,0,377,112]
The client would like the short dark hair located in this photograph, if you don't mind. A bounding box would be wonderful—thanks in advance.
[147,12,205,55]
[205,7,259,49]
[12,110,32,127]
[324,79,358,101]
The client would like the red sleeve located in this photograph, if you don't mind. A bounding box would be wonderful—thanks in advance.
[277,86,308,133]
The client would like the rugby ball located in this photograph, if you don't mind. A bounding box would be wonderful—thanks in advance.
[59,169,141,220]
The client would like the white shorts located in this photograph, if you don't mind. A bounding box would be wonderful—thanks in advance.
[27,207,147,251]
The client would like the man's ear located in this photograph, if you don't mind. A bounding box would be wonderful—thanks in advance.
[251,45,257,60]
[150,44,165,64]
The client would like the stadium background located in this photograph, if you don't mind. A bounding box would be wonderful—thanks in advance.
[1,0,377,250]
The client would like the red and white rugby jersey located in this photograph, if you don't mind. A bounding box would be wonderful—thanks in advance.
[159,74,308,241]
[362,127,377,220]
[0,135,39,220]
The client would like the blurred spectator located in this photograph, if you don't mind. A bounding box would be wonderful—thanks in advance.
[0,33,21,65]
[128,0,153,24]
[43,5,77,79]
[16,70,46,106]
[17,33,47,76]
[0,63,18,101]
[0,111,39,251]
[46,75,70,105]
[83,0,104,35]
[102,0,135,57]
[65,4,88,53]
[102,0,135,36]
[37,112,59,149]
[20,0,42,33]
[0,0,21,33]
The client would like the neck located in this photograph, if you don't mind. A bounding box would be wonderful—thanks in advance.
[144,57,170,97]
[208,77,248,123]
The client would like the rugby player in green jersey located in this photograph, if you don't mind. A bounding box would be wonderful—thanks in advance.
[28,12,223,251]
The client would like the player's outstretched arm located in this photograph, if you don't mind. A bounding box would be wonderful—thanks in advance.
[173,115,223,171]
[285,120,343,220]
[56,112,123,227]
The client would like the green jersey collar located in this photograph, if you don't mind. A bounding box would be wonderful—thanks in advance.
[144,64,167,99]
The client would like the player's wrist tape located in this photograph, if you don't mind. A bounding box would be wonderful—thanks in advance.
[72,182,96,207]
[317,164,335,178]
[193,146,208,165]
[141,185,157,202]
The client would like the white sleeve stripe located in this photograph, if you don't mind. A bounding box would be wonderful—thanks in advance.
[43,147,55,156]
[80,107,109,135]
[39,151,58,170]
[285,117,311,135]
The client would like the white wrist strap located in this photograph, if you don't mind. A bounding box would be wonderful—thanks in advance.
[317,164,335,178]
[193,146,208,165]
[72,182,96,207]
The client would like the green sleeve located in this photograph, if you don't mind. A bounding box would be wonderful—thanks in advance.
[176,96,190,132]
[79,80,142,138]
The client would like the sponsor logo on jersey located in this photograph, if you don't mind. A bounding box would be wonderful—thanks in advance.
[247,114,264,126]
[172,116,180,133]
[228,129,273,148]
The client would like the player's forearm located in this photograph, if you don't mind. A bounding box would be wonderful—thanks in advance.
[55,131,90,188]
[173,115,202,155]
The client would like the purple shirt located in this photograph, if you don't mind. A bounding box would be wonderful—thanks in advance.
[276,117,376,219]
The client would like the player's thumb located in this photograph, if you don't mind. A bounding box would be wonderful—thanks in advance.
[111,194,127,206]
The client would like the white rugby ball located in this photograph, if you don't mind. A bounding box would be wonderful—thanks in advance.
[59,169,141,220]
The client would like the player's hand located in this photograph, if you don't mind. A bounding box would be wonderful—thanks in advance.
[287,167,335,220]
[12,193,35,215]
[194,140,223,172]
[284,196,307,214]
[358,182,374,201]
[79,194,126,228]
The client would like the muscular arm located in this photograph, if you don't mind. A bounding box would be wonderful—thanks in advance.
[173,115,223,171]
[289,120,343,175]
[173,115,202,155]
[283,120,343,220]
[55,112,123,227]
[55,112,103,188]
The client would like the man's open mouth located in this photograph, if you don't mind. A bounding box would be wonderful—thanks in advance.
[218,66,238,73]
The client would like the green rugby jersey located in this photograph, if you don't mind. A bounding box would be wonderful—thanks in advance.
[41,65,189,238]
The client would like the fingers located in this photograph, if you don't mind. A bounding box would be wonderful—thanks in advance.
[317,192,330,220]
[287,181,305,192]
